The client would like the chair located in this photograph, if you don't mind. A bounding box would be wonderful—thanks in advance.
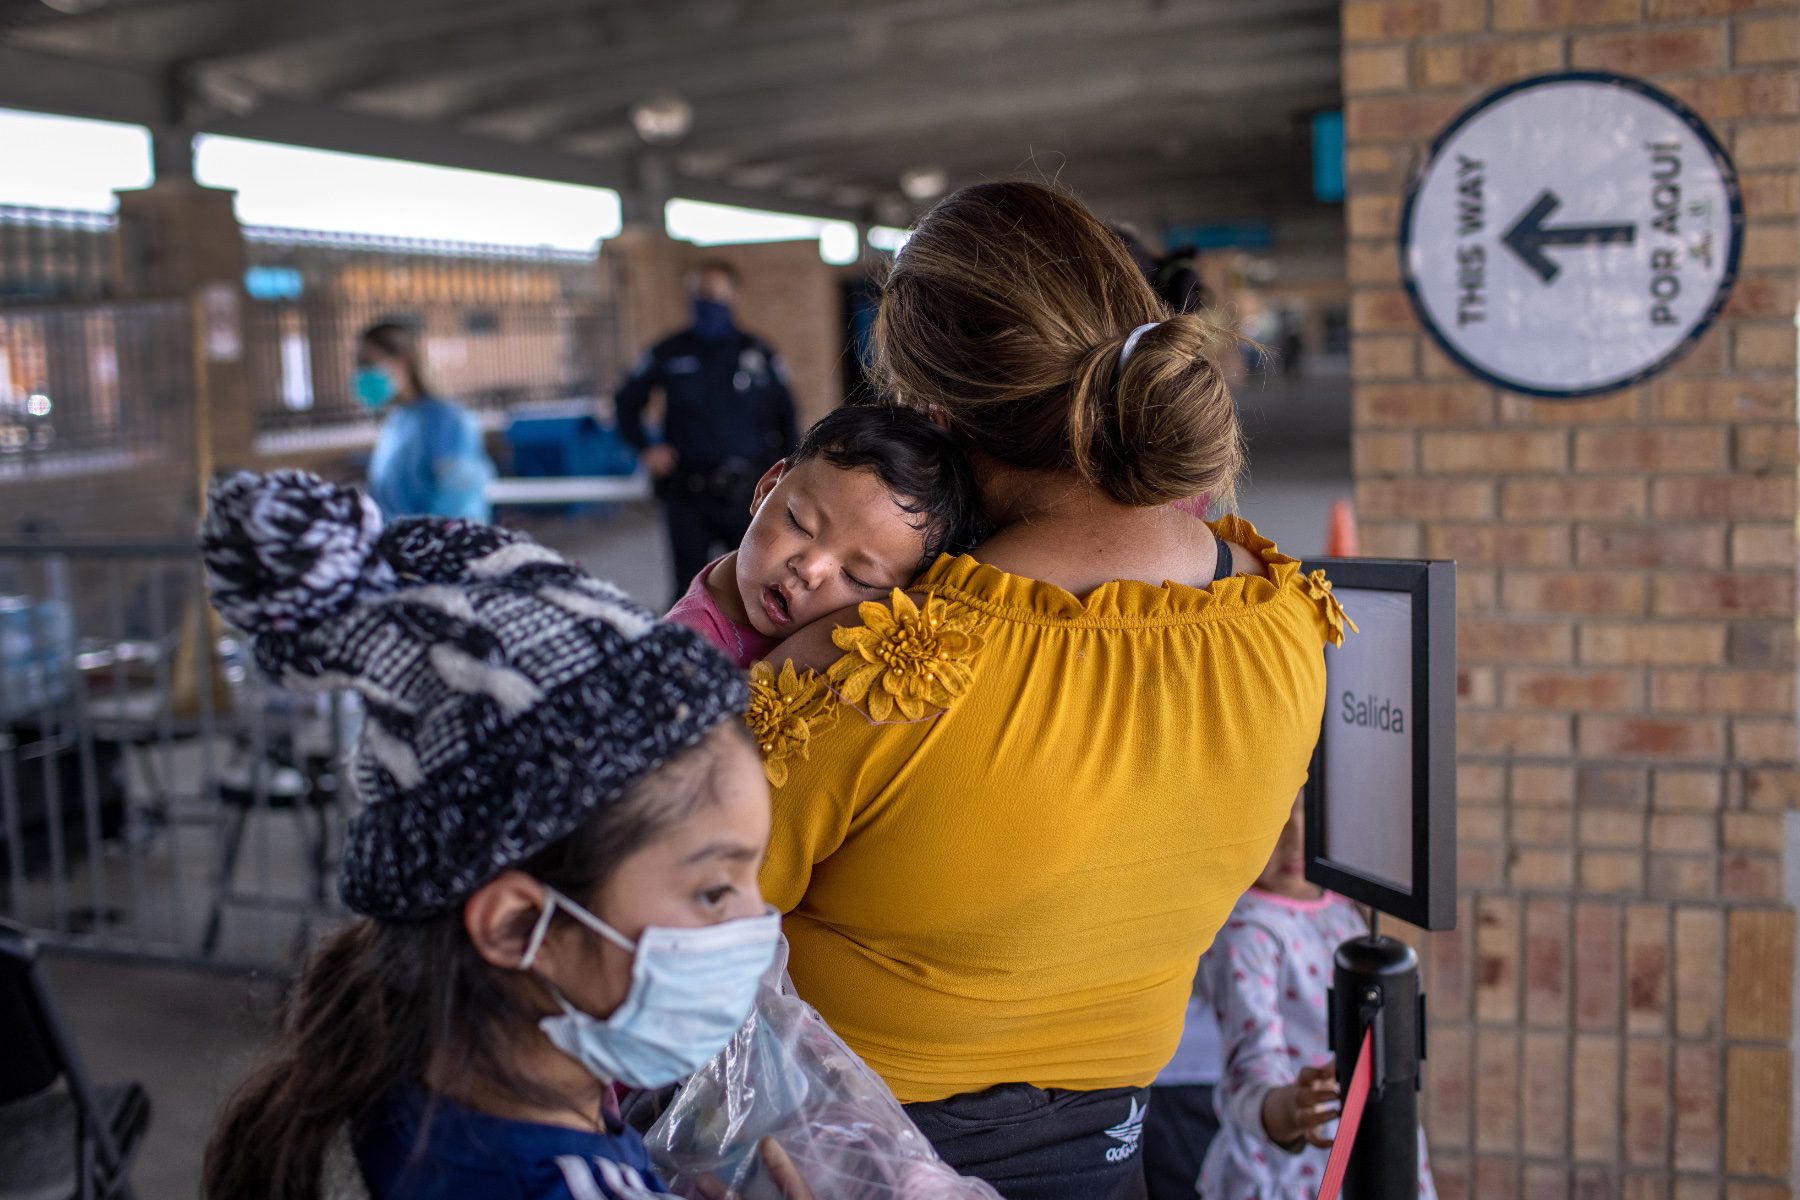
[0,921,150,1200]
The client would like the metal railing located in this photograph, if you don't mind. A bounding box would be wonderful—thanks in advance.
[0,298,190,476]
[0,206,116,304]
[243,226,623,438]
[0,541,354,970]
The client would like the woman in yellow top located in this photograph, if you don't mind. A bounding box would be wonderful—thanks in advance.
[747,182,1347,1200]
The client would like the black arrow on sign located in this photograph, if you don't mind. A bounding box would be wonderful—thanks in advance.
[1501,190,1637,285]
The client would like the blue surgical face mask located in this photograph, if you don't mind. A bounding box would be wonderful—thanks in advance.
[691,297,735,340]
[520,886,780,1089]
[354,365,398,409]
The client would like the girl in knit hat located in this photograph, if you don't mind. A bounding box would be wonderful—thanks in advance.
[197,470,812,1200]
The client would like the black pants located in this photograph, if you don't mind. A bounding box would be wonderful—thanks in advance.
[1143,1085,1218,1200]
[663,469,758,604]
[905,1084,1151,1200]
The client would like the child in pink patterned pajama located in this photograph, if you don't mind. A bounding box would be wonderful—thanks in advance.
[1196,794,1436,1200]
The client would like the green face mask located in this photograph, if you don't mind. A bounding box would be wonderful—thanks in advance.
[354,366,398,409]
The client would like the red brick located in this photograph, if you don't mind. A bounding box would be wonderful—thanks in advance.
[1735,122,1800,170]
[1653,571,1794,617]
[1526,1165,1571,1200]
[1351,334,1416,380]
[1463,842,1506,888]
[1664,71,1800,119]
[1418,36,1567,85]
[1348,192,1403,239]
[1726,909,1796,1040]
[1721,851,1786,899]
[1736,14,1800,63]
[1651,0,1786,15]
[1582,808,1647,850]
[1361,520,1423,556]
[1420,429,1568,473]
[1462,617,1575,664]
[1426,1024,1473,1149]
[1653,669,1794,715]
[1673,1043,1722,1172]
[1461,760,1506,804]
[1477,895,1521,1023]
[1499,0,1641,28]
[1433,895,1476,1019]
[1476,1157,1520,1198]
[1651,476,1795,520]
[1624,906,1671,1032]
[1464,803,1507,843]
[1522,1030,1570,1158]
[1435,1155,1471,1200]
[1507,667,1643,710]
[1576,524,1726,569]
[1654,768,1723,811]
[1515,763,1577,806]
[1728,621,1797,668]
[1351,288,1418,333]
[1579,715,1726,760]
[1647,854,1717,900]
[1734,720,1798,764]
[1743,171,1800,220]
[1428,522,1570,567]
[1582,766,1650,808]
[1725,1047,1792,1175]
[1464,711,1575,755]
[1580,621,1726,665]
[1732,425,1798,472]
[1343,0,1486,40]
[1573,1035,1623,1161]
[1505,478,1648,520]
[1344,45,1411,93]
[1575,902,1624,1029]
[1653,378,1792,422]
[1524,897,1571,1016]
[1352,430,1416,475]
[1456,568,1499,613]
[1742,765,1800,808]
[1460,663,1499,705]
[1723,811,1787,852]
[1355,381,1492,426]
[1504,571,1648,617]
[1476,1028,1522,1152]
[1500,387,1645,425]
[1348,239,1403,285]
[1673,907,1725,1038]
[1574,26,1728,72]
[1346,92,1469,143]
[1724,273,1800,319]
[1513,847,1578,890]
[1625,1039,1673,1165]
[1734,320,1799,369]
[1359,476,1495,520]
[1648,813,1715,854]
[1575,428,1728,474]
[1742,219,1800,268]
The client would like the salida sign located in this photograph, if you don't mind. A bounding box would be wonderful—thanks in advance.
[1401,71,1742,399]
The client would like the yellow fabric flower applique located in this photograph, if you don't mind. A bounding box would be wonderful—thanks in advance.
[745,659,840,786]
[1304,569,1360,648]
[826,589,985,722]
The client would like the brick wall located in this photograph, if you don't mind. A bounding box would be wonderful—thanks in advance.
[1343,1,1798,1195]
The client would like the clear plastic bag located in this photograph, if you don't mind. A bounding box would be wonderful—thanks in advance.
[644,940,1003,1200]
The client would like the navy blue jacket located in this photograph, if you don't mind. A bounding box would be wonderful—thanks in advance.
[614,328,797,475]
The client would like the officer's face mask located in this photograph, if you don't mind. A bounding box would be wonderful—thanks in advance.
[691,297,735,341]
[354,365,399,409]
[519,885,780,1089]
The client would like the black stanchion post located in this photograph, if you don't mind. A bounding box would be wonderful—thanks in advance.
[1329,936,1424,1200]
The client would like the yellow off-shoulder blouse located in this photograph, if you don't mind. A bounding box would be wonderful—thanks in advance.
[751,516,1347,1104]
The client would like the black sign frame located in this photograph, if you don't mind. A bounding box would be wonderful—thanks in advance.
[1300,558,1457,931]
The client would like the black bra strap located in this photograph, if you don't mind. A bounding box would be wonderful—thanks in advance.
[1212,530,1234,583]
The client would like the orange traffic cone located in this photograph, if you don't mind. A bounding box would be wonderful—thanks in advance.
[1326,498,1359,557]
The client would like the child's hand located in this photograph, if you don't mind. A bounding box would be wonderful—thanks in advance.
[1260,1063,1341,1150]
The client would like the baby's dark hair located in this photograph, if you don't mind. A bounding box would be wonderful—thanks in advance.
[789,404,985,563]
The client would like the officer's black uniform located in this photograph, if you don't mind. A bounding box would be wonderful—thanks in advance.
[614,327,798,600]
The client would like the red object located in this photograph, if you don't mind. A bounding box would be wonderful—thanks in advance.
[1326,498,1359,558]
[1315,1026,1375,1200]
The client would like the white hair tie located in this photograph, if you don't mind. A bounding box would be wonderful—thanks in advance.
[1119,322,1160,368]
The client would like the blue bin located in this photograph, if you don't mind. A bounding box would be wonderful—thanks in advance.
[504,409,638,479]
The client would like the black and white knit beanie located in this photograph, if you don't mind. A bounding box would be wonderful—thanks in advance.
[200,469,748,921]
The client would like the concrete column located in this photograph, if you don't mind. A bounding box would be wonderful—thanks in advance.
[112,180,254,479]
[1342,1,1799,1193]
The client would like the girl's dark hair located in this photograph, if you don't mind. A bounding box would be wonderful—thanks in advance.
[789,405,986,561]
[202,730,734,1200]
[359,321,431,398]
[873,180,1245,509]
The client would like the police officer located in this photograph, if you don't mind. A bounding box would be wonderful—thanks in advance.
[615,259,799,602]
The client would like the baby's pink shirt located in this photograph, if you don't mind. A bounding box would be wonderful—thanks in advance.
[666,556,780,669]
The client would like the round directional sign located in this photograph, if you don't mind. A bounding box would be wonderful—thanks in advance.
[1400,71,1742,399]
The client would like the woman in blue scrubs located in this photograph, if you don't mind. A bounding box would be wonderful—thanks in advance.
[357,322,495,522]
